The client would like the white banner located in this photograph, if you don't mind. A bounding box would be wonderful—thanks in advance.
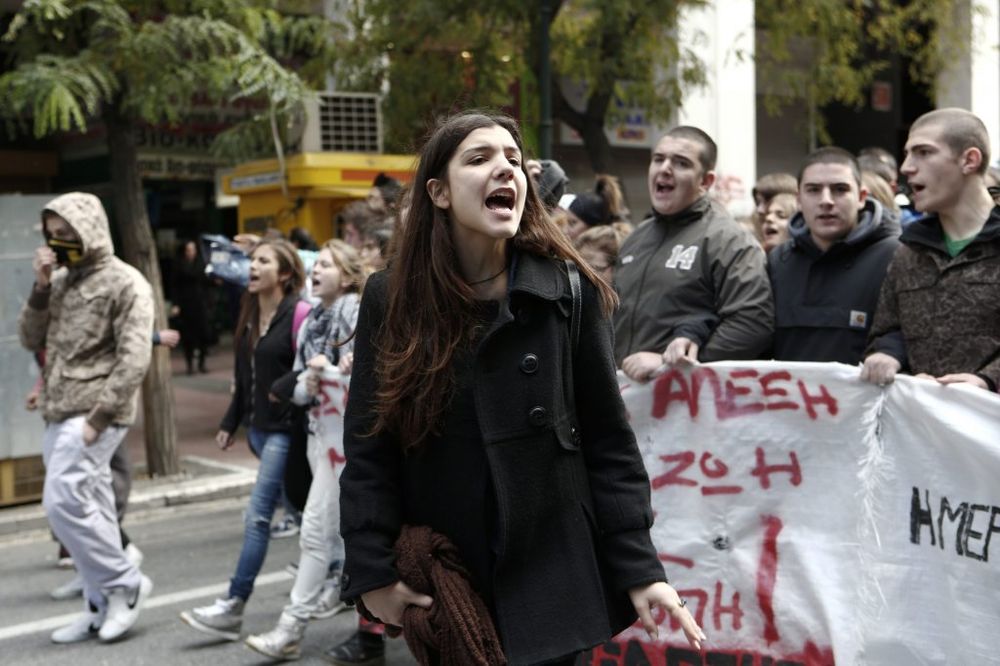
[314,362,1000,665]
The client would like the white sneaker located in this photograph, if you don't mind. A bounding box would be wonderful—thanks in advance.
[98,574,153,642]
[124,543,144,567]
[51,602,104,644]
[50,574,85,601]
[245,612,306,660]
[311,576,348,620]
[270,515,300,539]
[179,596,244,641]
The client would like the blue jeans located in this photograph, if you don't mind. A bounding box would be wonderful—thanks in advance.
[229,428,290,601]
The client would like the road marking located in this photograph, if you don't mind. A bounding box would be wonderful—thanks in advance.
[0,570,292,641]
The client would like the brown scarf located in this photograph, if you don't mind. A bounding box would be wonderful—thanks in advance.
[368,525,506,666]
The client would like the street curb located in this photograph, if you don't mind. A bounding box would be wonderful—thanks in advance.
[0,455,256,539]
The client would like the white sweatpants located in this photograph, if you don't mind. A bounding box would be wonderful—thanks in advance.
[42,416,141,609]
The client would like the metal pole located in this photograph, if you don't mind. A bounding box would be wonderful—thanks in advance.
[539,0,553,159]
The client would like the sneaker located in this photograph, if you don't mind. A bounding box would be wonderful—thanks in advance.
[124,543,144,567]
[179,596,245,641]
[323,631,385,665]
[99,574,153,642]
[271,515,300,539]
[50,574,85,601]
[51,602,104,644]
[311,577,348,620]
[245,612,306,660]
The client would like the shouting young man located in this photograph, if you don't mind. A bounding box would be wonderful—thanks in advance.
[614,126,773,381]
[862,108,1000,392]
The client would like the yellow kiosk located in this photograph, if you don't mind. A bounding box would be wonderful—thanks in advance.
[222,152,416,241]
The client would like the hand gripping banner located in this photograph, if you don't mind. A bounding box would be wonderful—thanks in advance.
[592,361,1000,666]
[314,362,1000,665]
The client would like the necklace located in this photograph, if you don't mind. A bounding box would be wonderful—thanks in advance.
[468,266,507,285]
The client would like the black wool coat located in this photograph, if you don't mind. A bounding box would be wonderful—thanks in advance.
[340,251,666,665]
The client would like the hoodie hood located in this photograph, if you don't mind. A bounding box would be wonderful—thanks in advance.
[42,192,113,266]
[900,205,1000,251]
[786,198,894,256]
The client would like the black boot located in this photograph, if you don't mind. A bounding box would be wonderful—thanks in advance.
[197,348,208,373]
[323,631,385,665]
[185,349,194,375]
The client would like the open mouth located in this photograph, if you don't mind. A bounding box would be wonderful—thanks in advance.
[764,227,779,237]
[655,181,675,194]
[910,183,926,196]
[485,187,515,212]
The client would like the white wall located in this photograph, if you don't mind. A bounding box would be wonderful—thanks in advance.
[676,0,757,217]
[936,0,1000,162]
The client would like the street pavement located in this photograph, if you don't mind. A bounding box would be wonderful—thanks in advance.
[0,497,418,665]
[0,344,416,664]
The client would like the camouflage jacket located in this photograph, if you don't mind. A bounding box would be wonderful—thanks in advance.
[867,210,1000,391]
[18,193,154,430]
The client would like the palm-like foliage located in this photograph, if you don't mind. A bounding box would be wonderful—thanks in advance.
[0,0,340,159]
[0,0,342,475]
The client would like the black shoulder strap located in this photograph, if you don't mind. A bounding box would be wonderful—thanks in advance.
[566,259,581,355]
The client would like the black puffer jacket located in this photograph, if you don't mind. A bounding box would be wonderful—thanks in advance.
[768,199,899,364]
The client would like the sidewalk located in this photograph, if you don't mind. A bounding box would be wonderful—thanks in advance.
[0,341,262,540]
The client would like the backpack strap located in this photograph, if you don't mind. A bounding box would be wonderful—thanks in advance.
[566,259,582,356]
[291,300,312,352]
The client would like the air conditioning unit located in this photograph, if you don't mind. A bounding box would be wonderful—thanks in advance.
[299,92,383,153]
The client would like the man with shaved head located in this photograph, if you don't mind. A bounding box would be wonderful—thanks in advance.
[862,108,1000,392]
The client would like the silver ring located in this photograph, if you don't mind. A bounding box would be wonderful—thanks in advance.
[678,598,687,608]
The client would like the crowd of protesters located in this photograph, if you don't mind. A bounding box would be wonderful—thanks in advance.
[17,106,1000,664]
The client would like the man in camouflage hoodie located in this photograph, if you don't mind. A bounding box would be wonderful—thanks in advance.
[18,192,155,643]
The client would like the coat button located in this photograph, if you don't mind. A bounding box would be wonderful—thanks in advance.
[571,426,581,445]
[528,406,548,427]
[520,353,539,374]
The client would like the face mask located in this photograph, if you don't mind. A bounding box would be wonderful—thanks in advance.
[46,237,85,265]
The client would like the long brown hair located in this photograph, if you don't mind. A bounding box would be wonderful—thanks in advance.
[235,238,305,349]
[374,110,616,450]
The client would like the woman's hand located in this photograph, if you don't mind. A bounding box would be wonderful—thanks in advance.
[305,355,331,396]
[360,580,434,628]
[338,352,354,376]
[628,581,706,650]
[216,430,234,450]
